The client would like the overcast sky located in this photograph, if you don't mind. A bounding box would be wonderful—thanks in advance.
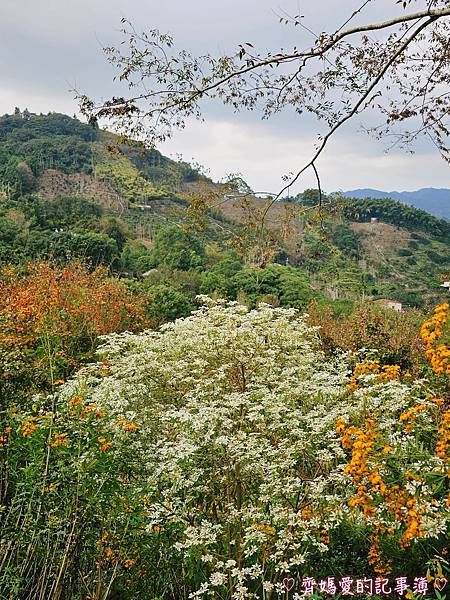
[1,0,448,194]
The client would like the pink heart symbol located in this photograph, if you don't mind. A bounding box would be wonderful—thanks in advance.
[282,577,295,592]
[434,577,447,591]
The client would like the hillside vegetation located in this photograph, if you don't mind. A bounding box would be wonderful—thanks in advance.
[343,188,450,221]
[0,110,202,205]
[0,110,449,600]
[0,109,448,313]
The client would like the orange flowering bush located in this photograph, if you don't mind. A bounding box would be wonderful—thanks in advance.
[0,260,148,351]
[349,360,402,391]
[0,261,150,403]
[336,393,448,577]
[0,426,12,447]
[334,306,449,584]
[420,303,450,375]
[1,376,152,600]
[436,409,450,463]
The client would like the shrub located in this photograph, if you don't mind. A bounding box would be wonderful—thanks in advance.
[2,301,447,599]
[307,301,424,371]
[0,261,149,401]
[145,284,195,325]
[149,226,205,271]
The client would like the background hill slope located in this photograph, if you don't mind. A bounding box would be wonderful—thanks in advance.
[343,188,450,220]
[0,110,448,309]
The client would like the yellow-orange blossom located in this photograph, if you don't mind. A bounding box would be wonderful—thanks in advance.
[420,303,450,375]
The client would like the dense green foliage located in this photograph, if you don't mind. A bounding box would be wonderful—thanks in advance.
[0,112,97,194]
[0,189,448,312]
[93,143,163,202]
[340,196,450,239]
[0,110,97,142]
[286,190,450,239]
[0,195,121,266]
[125,144,202,188]
[148,226,205,270]
[0,111,203,202]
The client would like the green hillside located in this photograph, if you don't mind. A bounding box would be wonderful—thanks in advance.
[0,110,448,310]
[279,192,449,307]
[0,110,202,201]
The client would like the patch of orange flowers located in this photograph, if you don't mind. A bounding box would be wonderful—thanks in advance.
[49,432,69,448]
[98,437,113,452]
[420,303,450,375]
[336,414,430,573]
[123,558,136,569]
[399,403,429,433]
[379,365,401,382]
[0,427,12,447]
[436,409,450,462]
[336,416,393,573]
[349,361,401,391]
[20,418,39,437]
[0,261,149,356]
[117,418,138,432]
[337,391,448,571]
[337,306,449,573]
[96,532,119,568]
[68,395,84,408]
[336,416,378,486]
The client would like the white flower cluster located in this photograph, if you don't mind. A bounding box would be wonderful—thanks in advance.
[59,300,449,598]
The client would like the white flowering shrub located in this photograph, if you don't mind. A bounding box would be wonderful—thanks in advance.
[3,299,448,599]
[57,299,449,599]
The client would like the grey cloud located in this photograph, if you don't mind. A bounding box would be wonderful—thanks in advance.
[0,0,446,192]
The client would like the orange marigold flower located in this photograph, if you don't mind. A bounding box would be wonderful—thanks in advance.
[21,420,38,436]
[335,418,346,434]
[399,403,428,430]
[68,395,84,407]
[432,397,444,406]
[0,426,12,447]
[420,304,449,375]
[124,559,136,569]
[379,365,401,382]
[124,422,138,432]
[349,361,380,390]
[49,432,69,448]
[436,410,450,462]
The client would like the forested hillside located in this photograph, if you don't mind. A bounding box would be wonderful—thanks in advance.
[0,110,201,203]
[343,188,450,220]
[0,110,448,312]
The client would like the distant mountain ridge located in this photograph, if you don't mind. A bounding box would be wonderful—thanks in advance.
[342,188,450,220]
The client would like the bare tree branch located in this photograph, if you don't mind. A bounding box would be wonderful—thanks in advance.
[258,14,440,228]
[83,6,450,116]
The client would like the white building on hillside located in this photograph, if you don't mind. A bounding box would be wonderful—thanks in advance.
[375,299,402,312]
